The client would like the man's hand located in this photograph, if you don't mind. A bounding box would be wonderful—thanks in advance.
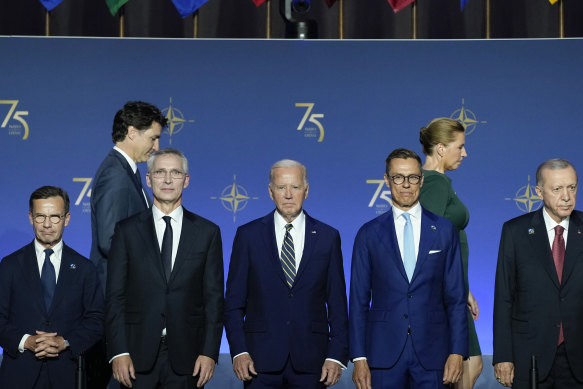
[352,360,372,389]
[442,353,463,384]
[320,360,342,386]
[25,331,66,359]
[494,362,514,387]
[232,353,257,381]
[112,355,136,388]
[193,355,215,388]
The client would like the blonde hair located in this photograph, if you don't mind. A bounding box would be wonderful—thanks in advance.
[419,117,465,156]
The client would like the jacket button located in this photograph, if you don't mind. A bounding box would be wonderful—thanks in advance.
[407,293,412,298]
[403,314,408,319]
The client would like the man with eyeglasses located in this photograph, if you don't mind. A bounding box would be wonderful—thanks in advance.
[106,148,223,389]
[350,148,467,389]
[0,186,104,389]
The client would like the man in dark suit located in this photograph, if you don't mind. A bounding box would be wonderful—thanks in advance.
[493,158,583,389]
[90,101,167,290]
[106,148,223,389]
[0,186,104,389]
[224,159,348,388]
[350,148,467,389]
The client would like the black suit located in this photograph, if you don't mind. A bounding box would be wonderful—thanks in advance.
[0,242,104,389]
[105,207,224,375]
[494,209,583,387]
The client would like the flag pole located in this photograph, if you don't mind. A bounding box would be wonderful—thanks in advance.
[266,0,271,38]
[339,0,344,39]
[485,0,490,38]
[119,7,125,37]
[411,0,417,39]
[559,0,564,38]
[193,11,199,38]
[45,11,50,36]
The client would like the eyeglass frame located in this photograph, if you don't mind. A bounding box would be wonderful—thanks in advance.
[148,169,187,180]
[32,213,68,224]
[388,174,423,185]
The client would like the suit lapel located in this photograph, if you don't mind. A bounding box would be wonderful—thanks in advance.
[261,212,288,287]
[562,211,583,286]
[412,209,440,283]
[50,244,76,314]
[21,242,45,314]
[135,209,167,285]
[376,209,408,282]
[171,209,197,284]
[112,149,150,209]
[294,212,317,284]
[528,210,560,288]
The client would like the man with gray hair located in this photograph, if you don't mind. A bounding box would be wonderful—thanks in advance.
[494,158,583,388]
[225,159,349,388]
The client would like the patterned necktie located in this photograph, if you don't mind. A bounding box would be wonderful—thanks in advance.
[41,248,56,310]
[552,225,565,345]
[402,213,416,282]
[161,216,173,281]
[280,224,296,288]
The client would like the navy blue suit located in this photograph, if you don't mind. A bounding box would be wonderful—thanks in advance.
[224,211,348,375]
[0,242,104,389]
[349,207,467,371]
[90,148,150,289]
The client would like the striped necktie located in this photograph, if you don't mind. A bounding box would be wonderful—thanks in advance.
[280,224,296,288]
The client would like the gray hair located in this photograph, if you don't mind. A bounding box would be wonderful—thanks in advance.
[269,159,308,187]
[147,148,189,174]
[536,158,577,186]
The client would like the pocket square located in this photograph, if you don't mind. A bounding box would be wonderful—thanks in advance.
[428,250,441,254]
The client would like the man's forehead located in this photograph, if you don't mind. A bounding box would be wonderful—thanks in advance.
[542,167,578,182]
[389,158,421,174]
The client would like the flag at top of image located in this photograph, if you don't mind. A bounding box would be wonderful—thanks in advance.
[252,0,337,7]
[461,0,469,10]
[106,0,129,15]
[39,0,63,11]
[388,0,415,13]
[549,0,559,4]
[172,0,210,17]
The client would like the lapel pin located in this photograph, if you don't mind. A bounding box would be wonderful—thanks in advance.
[578,229,582,235]
[430,225,437,231]
[312,230,317,234]
[69,264,76,270]
[528,228,535,235]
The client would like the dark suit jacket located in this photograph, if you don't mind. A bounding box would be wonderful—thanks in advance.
[224,211,349,373]
[493,209,583,383]
[105,207,224,374]
[0,242,104,389]
[349,207,467,370]
[90,148,150,288]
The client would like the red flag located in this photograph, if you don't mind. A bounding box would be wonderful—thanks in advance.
[388,0,414,13]
[324,0,337,6]
[253,0,265,5]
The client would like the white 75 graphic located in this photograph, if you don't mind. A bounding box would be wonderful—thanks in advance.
[0,100,29,140]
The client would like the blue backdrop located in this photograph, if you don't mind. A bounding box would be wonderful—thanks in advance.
[1,37,583,357]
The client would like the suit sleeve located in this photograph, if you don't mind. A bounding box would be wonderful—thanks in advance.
[224,227,250,358]
[493,221,515,364]
[64,258,105,357]
[93,167,136,259]
[201,226,224,362]
[348,226,372,360]
[0,257,22,357]
[442,222,468,357]
[105,223,131,359]
[325,230,349,365]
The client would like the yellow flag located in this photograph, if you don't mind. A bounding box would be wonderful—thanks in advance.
[549,0,559,4]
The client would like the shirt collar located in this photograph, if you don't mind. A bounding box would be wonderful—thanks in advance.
[274,209,305,231]
[34,239,63,258]
[392,201,422,221]
[542,207,569,232]
[152,204,183,221]
[114,145,138,174]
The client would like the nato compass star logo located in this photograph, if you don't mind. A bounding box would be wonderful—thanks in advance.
[450,98,487,136]
[505,175,543,213]
[161,98,195,144]
[211,175,259,222]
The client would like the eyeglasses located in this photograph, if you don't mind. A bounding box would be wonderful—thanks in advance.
[150,169,186,180]
[389,174,422,185]
[33,214,66,224]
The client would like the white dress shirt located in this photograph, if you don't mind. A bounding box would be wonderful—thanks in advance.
[274,210,305,269]
[392,202,422,265]
[113,145,149,205]
[542,207,569,250]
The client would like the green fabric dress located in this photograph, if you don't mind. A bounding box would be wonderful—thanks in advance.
[419,169,482,356]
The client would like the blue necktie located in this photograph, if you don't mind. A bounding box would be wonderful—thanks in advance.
[280,224,296,288]
[402,213,416,282]
[41,248,56,310]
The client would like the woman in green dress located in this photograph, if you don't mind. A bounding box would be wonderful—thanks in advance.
[418,118,482,389]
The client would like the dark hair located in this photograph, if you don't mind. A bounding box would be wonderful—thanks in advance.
[385,148,422,175]
[29,186,70,214]
[111,101,168,143]
[419,117,465,156]
[536,158,578,186]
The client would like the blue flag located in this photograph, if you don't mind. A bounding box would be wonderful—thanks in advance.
[461,0,469,10]
[39,0,63,11]
[171,0,209,18]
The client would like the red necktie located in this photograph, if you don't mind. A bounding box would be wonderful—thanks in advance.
[552,225,565,345]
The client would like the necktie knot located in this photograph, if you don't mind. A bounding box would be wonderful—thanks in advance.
[163,216,172,226]
[402,213,411,223]
[555,225,564,236]
[44,248,54,258]
[285,223,293,232]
